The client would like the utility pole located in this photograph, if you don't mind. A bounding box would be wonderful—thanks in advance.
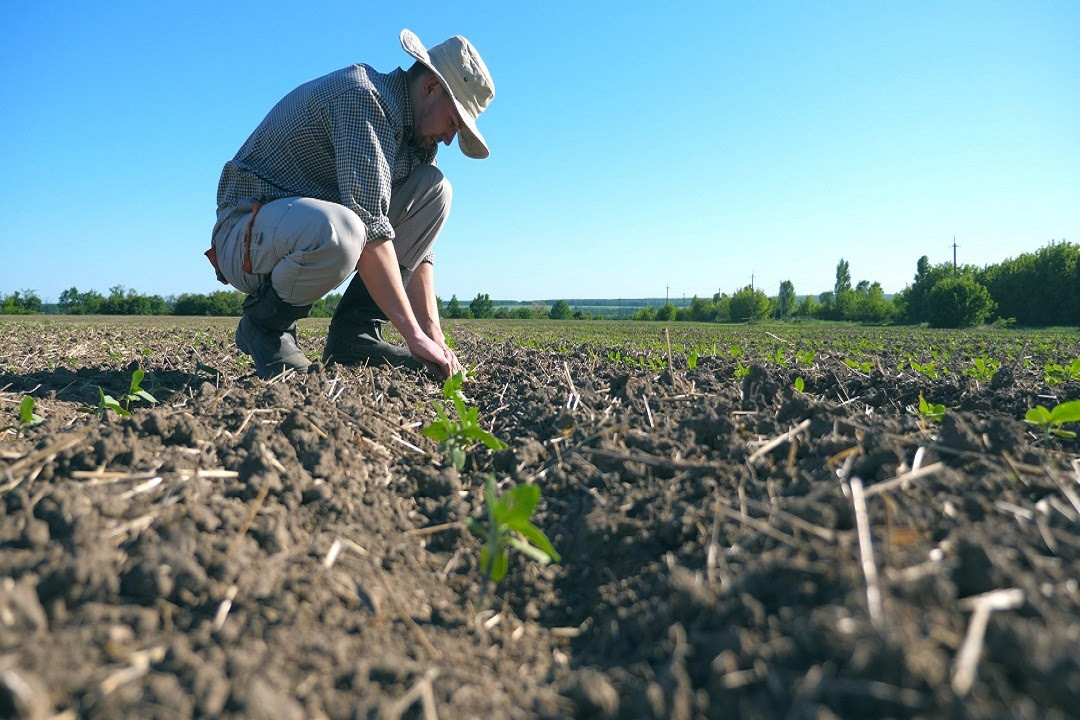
[952,236,959,276]
[666,285,669,303]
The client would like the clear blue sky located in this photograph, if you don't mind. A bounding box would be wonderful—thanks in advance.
[2,1,1077,304]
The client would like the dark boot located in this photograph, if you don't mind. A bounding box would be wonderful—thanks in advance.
[235,281,313,379]
[323,267,420,369]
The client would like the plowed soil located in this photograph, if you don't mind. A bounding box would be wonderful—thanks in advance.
[2,317,1078,719]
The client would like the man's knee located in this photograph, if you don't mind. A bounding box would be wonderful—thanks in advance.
[409,165,453,212]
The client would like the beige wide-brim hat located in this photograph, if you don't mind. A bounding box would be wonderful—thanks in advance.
[400,29,494,159]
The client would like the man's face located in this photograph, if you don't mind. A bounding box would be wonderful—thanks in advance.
[413,78,463,149]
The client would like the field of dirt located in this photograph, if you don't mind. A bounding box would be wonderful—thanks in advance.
[1,317,1078,719]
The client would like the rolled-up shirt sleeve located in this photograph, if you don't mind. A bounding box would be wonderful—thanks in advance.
[328,90,398,241]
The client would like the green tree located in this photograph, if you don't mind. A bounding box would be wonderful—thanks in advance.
[730,285,771,322]
[655,302,678,321]
[58,287,103,314]
[446,294,470,319]
[852,281,894,323]
[469,293,495,319]
[895,255,952,324]
[795,294,820,318]
[776,280,796,320]
[548,299,572,319]
[688,295,718,322]
[928,276,996,328]
[979,241,1080,326]
[631,305,657,321]
[713,292,732,322]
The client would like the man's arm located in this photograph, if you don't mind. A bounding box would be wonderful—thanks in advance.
[407,261,462,374]
[357,239,452,378]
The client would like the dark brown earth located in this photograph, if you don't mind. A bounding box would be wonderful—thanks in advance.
[1,317,1078,719]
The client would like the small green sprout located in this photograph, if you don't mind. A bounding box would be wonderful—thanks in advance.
[466,475,560,583]
[421,372,506,471]
[3,396,44,435]
[733,361,750,380]
[1025,399,1080,440]
[910,360,939,379]
[78,387,131,419]
[773,348,787,367]
[844,357,873,374]
[795,349,815,366]
[794,377,805,393]
[123,369,157,409]
[18,396,43,429]
[687,351,699,370]
[963,357,1000,383]
[1044,359,1080,387]
[916,392,946,423]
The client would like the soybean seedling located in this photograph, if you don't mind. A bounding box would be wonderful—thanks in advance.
[78,387,131,419]
[121,369,157,411]
[844,357,873,374]
[2,396,44,435]
[916,392,946,424]
[794,377,805,393]
[467,475,561,586]
[1025,399,1080,440]
[421,372,506,471]
[963,357,1000,384]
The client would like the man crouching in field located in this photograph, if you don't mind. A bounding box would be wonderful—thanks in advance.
[205,29,494,380]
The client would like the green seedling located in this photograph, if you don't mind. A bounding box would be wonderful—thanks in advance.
[844,357,873,374]
[78,387,131,419]
[1044,359,1080,387]
[795,349,815,366]
[963,357,1000,383]
[916,392,946,423]
[794,377,805,393]
[466,475,560,584]
[909,360,939,379]
[773,348,787,367]
[687,351,699,370]
[1025,399,1080,440]
[421,372,506,471]
[729,345,744,358]
[122,369,157,410]
[733,361,750,380]
[3,396,44,435]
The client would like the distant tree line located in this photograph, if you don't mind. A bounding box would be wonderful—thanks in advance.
[2,241,1076,328]
[628,240,1076,328]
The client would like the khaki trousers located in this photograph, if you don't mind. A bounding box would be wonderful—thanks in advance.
[211,165,451,306]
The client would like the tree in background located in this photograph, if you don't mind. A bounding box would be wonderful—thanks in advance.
[0,289,42,314]
[99,285,167,315]
[655,302,678,321]
[893,256,953,324]
[631,305,657,321]
[173,290,245,316]
[776,280,796,320]
[548,299,572,319]
[469,293,495,319]
[928,275,996,328]
[688,295,719,322]
[979,241,1079,326]
[795,294,819,318]
[445,294,470,319]
[58,287,104,314]
[730,285,771,322]
[713,292,732,322]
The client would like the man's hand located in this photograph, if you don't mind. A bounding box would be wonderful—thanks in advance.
[357,238,451,377]
[406,261,462,378]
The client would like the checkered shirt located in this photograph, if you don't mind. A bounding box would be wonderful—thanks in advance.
[216,65,437,243]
